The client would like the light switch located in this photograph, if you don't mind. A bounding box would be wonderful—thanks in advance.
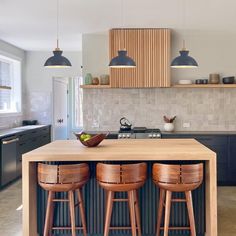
[183,122,191,128]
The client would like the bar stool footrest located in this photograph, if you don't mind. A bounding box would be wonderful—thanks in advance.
[109,226,138,230]
[52,226,84,230]
[160,226,191,230]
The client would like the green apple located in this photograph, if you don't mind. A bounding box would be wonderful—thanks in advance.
[84,137,91,142]
[85,134,92,139]
[80,134,87,141]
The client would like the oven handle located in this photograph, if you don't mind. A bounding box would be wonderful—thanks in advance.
[2,138,19,145]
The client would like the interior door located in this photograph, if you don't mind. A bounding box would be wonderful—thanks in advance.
[53,77,68,140]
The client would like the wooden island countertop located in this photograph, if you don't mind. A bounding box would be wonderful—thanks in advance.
[22,139,217,236]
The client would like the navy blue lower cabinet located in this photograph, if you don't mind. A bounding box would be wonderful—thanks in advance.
[229,136,236,183]
[37,161,205,236]
[162,134,233,185]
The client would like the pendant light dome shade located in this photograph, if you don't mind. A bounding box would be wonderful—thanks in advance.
[44,49,72,68]
[109,50,136,68]
[171,50,198,68]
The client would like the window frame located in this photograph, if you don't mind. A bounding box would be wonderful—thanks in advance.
[0,51,22,116]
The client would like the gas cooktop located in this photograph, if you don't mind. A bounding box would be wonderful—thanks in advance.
[118,127,162,139]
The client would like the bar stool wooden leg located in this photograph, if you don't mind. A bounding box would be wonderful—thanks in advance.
[48,192,55,236]
[77,189,87,236]
[134,190,142,236]
[156,189,165,236]
[128,190,137,236]
[68,190,76,236]
[185,191,196,236]
[104,191,114,236]
[43,191,54,236]
[164,190,172,236]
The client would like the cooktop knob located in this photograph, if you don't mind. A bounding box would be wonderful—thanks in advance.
[148,134,153,138]
[127,134,130,138]
[153,134,157,138]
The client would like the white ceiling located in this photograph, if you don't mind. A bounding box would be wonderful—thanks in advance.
[1,0,236,51]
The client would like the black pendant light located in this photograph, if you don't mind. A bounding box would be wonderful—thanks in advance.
[109,50,136,68]
[109,0,136,68]
[171,40,198,68]
[44,0,72,68]
[171,0,198,68]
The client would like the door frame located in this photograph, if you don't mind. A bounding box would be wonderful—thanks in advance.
[52,77,69,141]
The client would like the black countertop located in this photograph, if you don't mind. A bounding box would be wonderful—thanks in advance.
[0,125,50,139]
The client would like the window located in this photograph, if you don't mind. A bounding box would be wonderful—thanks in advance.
[0,54,21,114]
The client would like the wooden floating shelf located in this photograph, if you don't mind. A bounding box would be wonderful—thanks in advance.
[80,84,236,89]
[80,84,111,89]
[172,84,236,88]
[0,85,12,90]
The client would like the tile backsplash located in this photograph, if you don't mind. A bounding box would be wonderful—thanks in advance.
[24,91,52,125]
[82,88,236,131]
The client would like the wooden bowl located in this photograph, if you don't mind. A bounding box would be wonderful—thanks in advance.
[74,132,108,147]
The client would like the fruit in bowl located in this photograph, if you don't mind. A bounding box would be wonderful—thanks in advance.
[74,132,108,147]
[80,133,92,142]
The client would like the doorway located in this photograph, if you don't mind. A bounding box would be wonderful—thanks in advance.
[52,77,69,140]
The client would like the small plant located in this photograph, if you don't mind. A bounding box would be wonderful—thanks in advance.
[163,115,176,123]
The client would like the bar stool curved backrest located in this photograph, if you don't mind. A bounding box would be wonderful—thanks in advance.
[37,163,90,236]
[38,163,89,190]
[153,163,203,192]
[97,162,147,183]
[97,162,147,191]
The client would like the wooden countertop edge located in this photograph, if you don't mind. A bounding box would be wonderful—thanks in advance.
[23,153,216,162]
[22,139,216,162]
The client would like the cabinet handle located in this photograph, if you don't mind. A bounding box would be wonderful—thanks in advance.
[2,138,19,145]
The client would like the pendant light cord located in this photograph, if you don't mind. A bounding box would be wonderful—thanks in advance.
[56,0,60,50]
[122,0,125,50]
[182,0,186,50]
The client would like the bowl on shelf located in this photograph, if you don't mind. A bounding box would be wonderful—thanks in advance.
[74,132,108,147]
[222,76,235,84]
[178,79,192,85]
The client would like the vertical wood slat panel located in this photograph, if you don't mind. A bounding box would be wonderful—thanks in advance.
[109,28,171,88]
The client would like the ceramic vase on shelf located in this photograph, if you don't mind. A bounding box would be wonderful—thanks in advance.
[163,115,176,132]
[100,74,110,85]
[164,123,175,132]
[84,73,93,85]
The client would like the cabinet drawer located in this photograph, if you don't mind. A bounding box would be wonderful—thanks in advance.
[17,131,29,142]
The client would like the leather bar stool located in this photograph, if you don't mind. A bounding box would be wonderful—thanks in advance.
[152,163,203,236]
[38,163,89,236]
[96,163,147,236]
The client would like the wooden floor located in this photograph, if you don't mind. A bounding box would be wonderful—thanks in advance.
[0,179,235,236]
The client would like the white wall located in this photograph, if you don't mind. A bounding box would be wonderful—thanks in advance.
[82,33,109,78]
[0,39,25,129]
[25,51,82,124]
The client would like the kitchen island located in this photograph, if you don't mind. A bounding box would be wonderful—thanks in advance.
[22,139,217,236]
